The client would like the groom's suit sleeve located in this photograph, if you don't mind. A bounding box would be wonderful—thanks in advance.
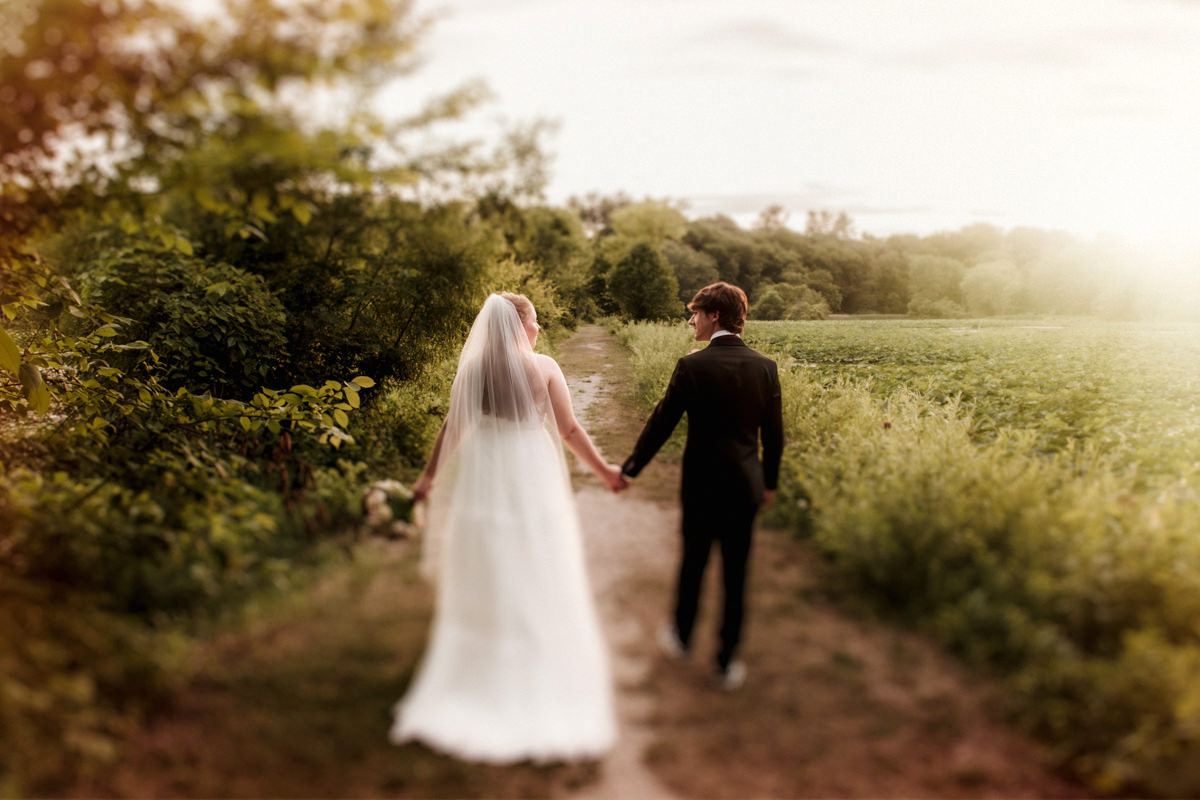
[762,362,784,491]
[621,359,689,478]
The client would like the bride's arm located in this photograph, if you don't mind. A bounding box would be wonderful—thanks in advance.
[541,356,626,492]
[412,420,447,503]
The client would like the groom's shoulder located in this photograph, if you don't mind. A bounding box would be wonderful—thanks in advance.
[704,339,774,363]
[730,342,780,376]
[745,345,777,366]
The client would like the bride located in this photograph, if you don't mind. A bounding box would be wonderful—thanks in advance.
[389,292,623,763]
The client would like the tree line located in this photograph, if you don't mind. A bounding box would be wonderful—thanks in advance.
[557,198,1192,323]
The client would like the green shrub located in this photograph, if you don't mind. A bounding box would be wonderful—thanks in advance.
[80,244,288,398]
[0,255,382,793]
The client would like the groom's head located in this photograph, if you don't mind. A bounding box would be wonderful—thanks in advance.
[688,282,748,338]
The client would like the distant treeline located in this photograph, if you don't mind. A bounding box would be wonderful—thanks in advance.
[554,197,1195,323]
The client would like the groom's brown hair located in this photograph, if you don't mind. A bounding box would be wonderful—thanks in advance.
[688,282,748,335]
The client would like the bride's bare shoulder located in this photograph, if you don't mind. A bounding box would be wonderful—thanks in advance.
[533,353,563,379]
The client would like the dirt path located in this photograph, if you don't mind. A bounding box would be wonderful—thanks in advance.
[556,325,1090,800]
[555,327,682,800]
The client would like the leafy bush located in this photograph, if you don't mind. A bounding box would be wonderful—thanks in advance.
[350,362,454,472]
[0,254,381,792]
[79,243,288,398]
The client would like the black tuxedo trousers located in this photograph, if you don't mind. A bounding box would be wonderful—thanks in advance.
[622,335,784,669]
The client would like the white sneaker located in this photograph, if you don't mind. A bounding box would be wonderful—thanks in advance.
[656,624,688,661]
[719,660,746,691]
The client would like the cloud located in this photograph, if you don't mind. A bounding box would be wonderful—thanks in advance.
[688,19,847,56]
[882,36,1090,72]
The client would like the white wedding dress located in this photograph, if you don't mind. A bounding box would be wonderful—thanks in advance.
[389,296,615,763]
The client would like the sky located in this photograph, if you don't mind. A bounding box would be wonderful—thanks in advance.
[379,0,1200,246]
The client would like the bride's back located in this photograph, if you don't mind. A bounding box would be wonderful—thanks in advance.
[447,294,549,434]
[475,346,546,422]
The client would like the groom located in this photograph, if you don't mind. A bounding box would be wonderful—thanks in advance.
[619,281,784,690]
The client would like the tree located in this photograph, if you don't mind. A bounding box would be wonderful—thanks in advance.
[608,243,680,320]
[754,204,791,232]
[506,205,595,323]
[961,259,1023,316]
[805,209,855,239]
[751,283,830,320]
[662,240,719,304]
[907,255,966,309]
[609,201,688,245]
[567,191,633,237]
[752,286,789,320]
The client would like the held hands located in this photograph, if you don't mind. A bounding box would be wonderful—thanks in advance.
[601,463,631,494]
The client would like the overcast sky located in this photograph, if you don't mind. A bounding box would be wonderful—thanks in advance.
[379,0,1200,245]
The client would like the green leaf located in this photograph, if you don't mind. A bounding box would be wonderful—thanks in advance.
[291,203,313,225]
[30,383,50,414]
[95,326,118,337]
[19,363,50,414]
[239,416,252,431]
[343,387,360,408]
[333,408,350,427]
[18,362,42,392]
[351,376,376,388]
[0,326,19,374]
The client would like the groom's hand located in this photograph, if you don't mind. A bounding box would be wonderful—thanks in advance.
[760,489,775,508]
[602,464,630,493]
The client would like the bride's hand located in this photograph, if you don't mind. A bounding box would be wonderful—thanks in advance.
[413,472,434,503]
[601,464,630,494]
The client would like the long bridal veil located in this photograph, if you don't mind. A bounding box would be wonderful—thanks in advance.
[393,294,615,763]
[418,293,561,582]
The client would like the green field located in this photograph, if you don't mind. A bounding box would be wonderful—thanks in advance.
[745,318,1200,479]
[619,317,1200,795]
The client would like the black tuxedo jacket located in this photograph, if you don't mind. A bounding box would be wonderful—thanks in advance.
[622,335,784,508]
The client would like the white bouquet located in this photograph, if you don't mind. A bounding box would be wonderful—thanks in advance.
[362,479,417,539]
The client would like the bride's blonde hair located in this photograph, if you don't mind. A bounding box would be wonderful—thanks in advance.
[500,292,534,323]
